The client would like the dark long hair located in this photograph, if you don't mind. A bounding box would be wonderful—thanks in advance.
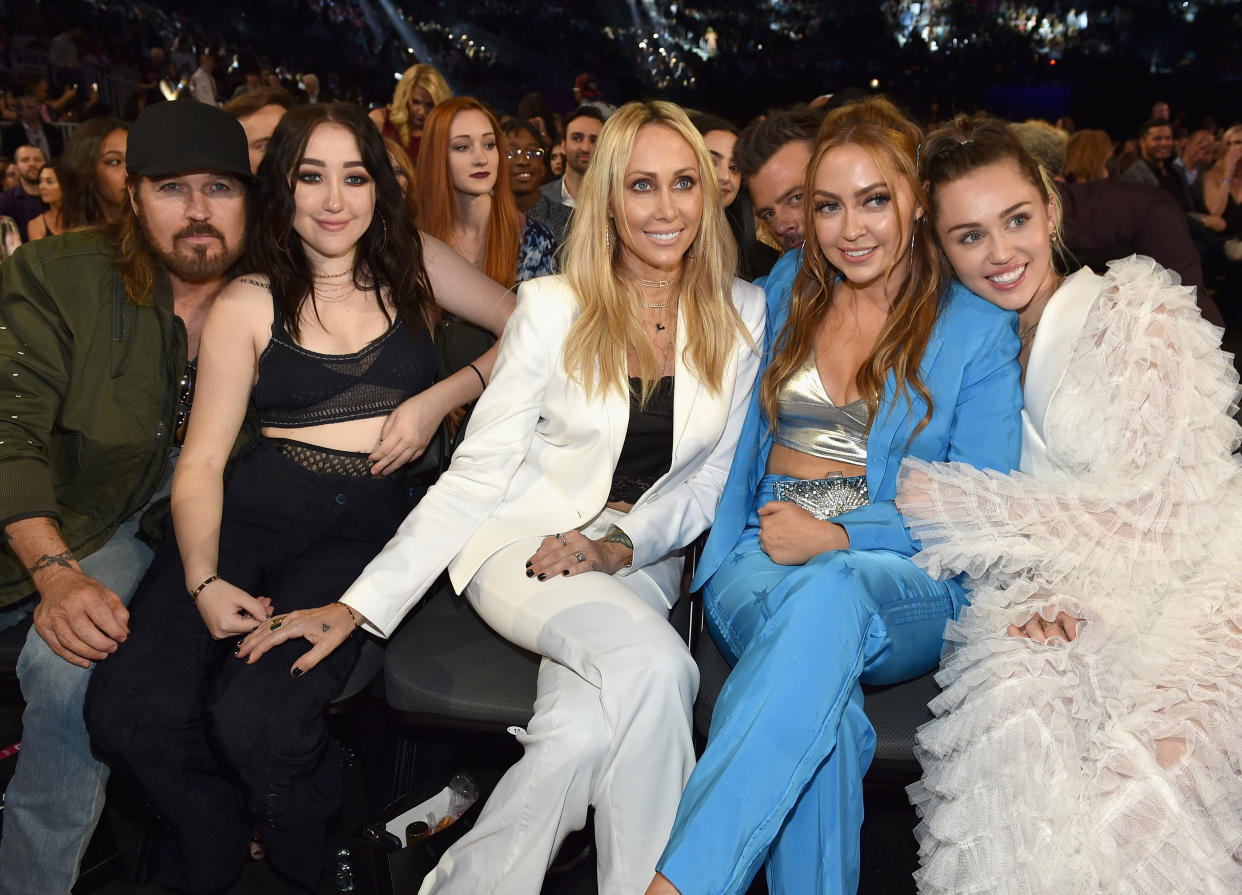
[59,117,127,229]
[249,101,437,340]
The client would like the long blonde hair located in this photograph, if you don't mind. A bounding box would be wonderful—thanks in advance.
[388,64,451,147]
[561,100,748,402]
[761,97,946,437]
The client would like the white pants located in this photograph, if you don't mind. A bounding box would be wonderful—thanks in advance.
[419,512,698,895]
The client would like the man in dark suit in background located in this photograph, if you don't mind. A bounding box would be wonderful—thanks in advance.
[1,96,65,161]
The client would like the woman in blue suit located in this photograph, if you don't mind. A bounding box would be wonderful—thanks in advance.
[646,98,1022,895]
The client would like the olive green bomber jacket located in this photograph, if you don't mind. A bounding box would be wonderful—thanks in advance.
[0,229,185,608]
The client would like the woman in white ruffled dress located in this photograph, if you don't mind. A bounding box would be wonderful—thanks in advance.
[898,115,1242,894]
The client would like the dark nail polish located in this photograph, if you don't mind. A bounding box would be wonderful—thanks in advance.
[233,646,240,656]
[537,573,546,581]
[291,668,304,678]
[525,561,532,568]
[561,569,569,576]
[526,569,534,577]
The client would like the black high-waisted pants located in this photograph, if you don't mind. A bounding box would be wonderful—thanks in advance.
[86,438,420,893]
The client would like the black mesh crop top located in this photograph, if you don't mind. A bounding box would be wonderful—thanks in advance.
[252,300,436,428]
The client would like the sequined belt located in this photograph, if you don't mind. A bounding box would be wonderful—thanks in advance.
[773,474,869,520]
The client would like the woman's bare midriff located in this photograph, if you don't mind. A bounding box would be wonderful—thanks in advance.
[766,443,866,480]
[262,417,386,453]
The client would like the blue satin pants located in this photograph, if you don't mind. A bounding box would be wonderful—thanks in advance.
[658,475,959,895]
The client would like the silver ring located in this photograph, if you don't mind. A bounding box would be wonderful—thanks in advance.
[555,532,565,543]
[574,552,586,563]
[591,562,598,571]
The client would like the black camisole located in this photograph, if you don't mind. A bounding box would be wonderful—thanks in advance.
[252,300,436,429]
[608,376,674,504]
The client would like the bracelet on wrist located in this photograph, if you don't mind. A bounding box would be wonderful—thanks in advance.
[188,574,220,602]
[340,603,362,631]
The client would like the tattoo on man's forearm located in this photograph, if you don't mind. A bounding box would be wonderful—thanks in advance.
[28,551,75,575]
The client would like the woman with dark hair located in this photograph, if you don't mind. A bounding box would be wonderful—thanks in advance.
[516,91,560,145]
[900,115,1242,895]
[414,97,557,286]
[58,116,128,227]
[690,112,776,282]
[25,161,63,240]
[247,98,764,895]
[84,101,514,893]
[647,97,1022,895]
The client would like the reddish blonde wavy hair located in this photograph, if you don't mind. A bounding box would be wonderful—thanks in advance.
[760,97,946,438]
[413,97,522,287]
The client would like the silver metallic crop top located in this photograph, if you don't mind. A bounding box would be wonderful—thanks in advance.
[772,349,869,465]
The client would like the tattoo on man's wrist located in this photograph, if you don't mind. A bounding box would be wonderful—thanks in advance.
[28,551,75,575]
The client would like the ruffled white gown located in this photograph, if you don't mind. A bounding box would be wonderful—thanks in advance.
[899,257,1242,894]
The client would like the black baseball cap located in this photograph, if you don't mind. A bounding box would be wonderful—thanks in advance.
[127,100,253,180]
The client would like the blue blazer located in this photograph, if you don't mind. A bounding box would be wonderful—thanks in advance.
[692,250,1023,591]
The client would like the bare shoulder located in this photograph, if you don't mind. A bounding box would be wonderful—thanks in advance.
[207,273,276,339]
[215,272,273,307]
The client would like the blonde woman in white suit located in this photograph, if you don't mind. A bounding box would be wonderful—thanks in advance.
[238,100,765,895]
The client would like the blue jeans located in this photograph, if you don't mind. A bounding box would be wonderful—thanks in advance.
[0,513,155,895]
[658,474,958,895]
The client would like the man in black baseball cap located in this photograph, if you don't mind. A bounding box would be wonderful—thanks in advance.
[0,99,253,893]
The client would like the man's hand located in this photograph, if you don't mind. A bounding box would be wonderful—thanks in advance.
[31,563,130,668]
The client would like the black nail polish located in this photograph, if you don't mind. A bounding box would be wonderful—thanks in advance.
[291,668,304,678]
[561,569,569,576]
[537,573,546,581]
[233,646,241,656]
[525,561,532,568]
[526,569,534,577]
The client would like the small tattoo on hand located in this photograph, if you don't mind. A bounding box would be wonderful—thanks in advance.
[321,623,330,633]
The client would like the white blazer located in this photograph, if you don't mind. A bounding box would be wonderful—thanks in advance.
[342,274,766,637]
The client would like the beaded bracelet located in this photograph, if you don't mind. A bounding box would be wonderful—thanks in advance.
[341,603,362,631]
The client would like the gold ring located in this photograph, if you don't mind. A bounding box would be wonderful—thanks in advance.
[270,618,284,631]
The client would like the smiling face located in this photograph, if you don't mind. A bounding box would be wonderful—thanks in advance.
[37,166,61,206]
[811,143,922,292]
[750,139,811,251]
[506,126,546,197]
[1140,124,1174,163]
[614,124,703,281]
[131,171,246,282]
[445,108,498,198]
[703,128,740,207]
[95,127,128,213]
[292,123,376,267]
[933,159,1058,315]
